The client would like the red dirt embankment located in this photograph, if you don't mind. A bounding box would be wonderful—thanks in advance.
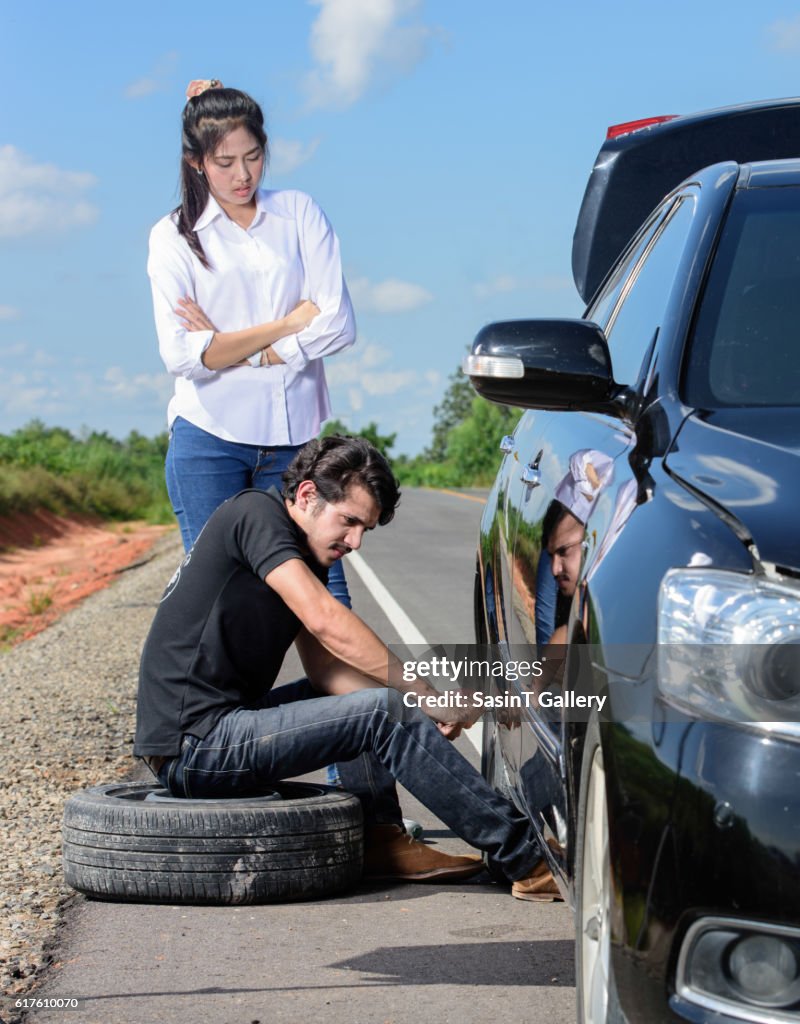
[0,510,174,645]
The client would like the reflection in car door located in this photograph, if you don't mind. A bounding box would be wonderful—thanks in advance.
[507,414,634,846]
[490,411,555,783]
[505,191,703,850]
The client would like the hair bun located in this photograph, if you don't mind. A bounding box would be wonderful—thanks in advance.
[185,79,224,99]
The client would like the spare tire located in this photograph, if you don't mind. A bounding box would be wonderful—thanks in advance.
[63,781,363,905]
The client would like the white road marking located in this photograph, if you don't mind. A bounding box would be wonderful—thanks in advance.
[347,551,427,644]
[347,551,483,757]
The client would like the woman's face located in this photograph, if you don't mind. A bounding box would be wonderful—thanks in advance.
[199,125,265,215]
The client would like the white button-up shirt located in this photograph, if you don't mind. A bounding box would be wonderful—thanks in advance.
[148,189,356,445]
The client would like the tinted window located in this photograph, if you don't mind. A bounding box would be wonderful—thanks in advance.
[586,207,666,329]
[603,195,696,386]
[684,187,800,407]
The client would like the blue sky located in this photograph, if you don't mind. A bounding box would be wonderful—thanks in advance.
[4,0,800,455]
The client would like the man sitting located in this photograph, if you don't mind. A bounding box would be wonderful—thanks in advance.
[134,435,559,899]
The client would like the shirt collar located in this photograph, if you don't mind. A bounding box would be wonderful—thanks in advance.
[193,188,282,232]
[193,193,225,232]
[250,189,271,229]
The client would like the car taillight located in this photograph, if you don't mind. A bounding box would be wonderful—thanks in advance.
[606,115,679,139]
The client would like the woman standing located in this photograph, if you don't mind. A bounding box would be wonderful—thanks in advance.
[148,80,355,602]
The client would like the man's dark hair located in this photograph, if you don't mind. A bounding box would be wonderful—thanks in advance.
[282,435,401,526]
[542,499,579,550]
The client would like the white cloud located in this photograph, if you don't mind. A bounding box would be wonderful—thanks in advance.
[361,345,388,368]
[349,275,433,313]
[0,341,27,357]
[0,305,20,320]
[101,366,172,403]
[765,16,800,52]
[0,363,171,427]
[323,344,442,450]
[327,342,390,387]
[269,137,321,176]
[0,341,56,365]
[0,146,98,238]
[328,341,416,394]
[32,349,58,368]
[473,274,519,298]
[473,273,573,299]
[125,52,179,99]
[363,368,418,395]
[305,0,433,110]
[0,370,61,418]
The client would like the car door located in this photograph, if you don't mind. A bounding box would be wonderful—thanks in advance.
[506,191,705,847]
[507,416,634,846]
[489,410,557,780]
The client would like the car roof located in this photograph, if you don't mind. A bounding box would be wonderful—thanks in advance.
[739,158,800,188]
[572,98,800,304]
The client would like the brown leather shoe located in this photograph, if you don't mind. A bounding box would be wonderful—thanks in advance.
[364,824,485,882]
[511,858,564,902]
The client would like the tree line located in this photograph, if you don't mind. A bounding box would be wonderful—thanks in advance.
[0,369,520,523]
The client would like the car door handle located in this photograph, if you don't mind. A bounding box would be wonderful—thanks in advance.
[521,465,541,487]
[520,449,543,487]
[499,435,515,454]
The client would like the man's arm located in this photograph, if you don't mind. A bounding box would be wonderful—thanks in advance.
[267,558,401,684]
[294,626,465,740]
[295,627,379,695]
[267,558,472,729]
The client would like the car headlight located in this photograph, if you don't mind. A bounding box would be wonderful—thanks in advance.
[675,917,800,1021]
[657,568,800,739]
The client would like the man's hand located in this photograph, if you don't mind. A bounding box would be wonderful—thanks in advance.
[436,721,464,741]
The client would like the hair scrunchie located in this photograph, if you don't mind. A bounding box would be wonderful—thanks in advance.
[185,79,224,99]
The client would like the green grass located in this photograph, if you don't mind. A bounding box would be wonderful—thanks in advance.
[26,589,54,616]
[0,625,23,649]
[0,421,171,524]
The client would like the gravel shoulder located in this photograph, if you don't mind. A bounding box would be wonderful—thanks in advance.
[0,530,183,1004]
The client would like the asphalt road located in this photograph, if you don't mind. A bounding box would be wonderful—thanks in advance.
[31,489,576,1024]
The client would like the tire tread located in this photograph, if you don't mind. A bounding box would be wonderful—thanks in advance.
[62,782,363,904]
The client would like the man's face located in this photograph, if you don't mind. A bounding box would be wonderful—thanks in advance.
[294,482,381,568]
[547,512,585,598]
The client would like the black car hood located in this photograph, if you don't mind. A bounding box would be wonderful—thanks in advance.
[664,407,800,571]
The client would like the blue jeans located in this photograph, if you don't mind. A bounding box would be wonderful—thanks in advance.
[165,416,349,606]
[534,549,558,649]
[158,681,542,882]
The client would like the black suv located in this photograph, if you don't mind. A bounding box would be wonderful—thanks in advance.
[465,99,800,1023]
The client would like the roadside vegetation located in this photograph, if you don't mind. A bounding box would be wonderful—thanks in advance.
[0,421,172,523]
[0,367,518,526]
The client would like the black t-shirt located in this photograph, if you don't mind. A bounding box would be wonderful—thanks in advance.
[134,489,327,757]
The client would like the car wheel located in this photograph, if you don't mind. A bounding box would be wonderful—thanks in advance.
[576,716,625,1023]
[63,780,364,905]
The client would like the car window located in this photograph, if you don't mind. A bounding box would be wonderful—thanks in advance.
[585,205,668,329]
[684,186,800,407]
[603,195,696,386]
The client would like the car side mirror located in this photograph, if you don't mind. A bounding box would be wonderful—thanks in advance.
[463,319,626,414]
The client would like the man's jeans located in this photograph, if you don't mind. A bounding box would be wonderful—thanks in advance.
[157,681,542,882]
[165,416,349,604]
